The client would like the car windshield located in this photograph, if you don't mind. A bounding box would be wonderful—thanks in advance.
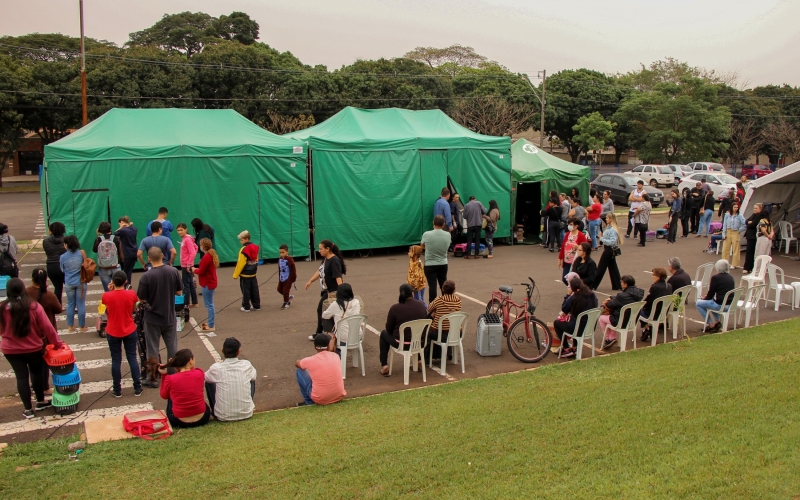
[718,174,738,184]
[658,167,672,174]
[619,176,639,187]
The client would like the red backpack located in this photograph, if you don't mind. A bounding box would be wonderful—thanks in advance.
[122,410,171,440]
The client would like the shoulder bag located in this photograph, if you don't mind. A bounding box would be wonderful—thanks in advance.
[122,409,171,440]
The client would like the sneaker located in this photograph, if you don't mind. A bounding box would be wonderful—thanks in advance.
[240,307,251,313]
[308,334,317,341]
[142,380,159,389]
[22,409,35,419]
[297,402,307,407]
[624,234,630,239]
[134,388,143,397]
[112,390,122,398]
[35,400,52,411]
[560,349,576,359]
[281,303,290,310]
[252,307,261,312]
[78,327,88,333]
[603,339,617,349]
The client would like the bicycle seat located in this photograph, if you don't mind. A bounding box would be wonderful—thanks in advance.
[499,286,513,294]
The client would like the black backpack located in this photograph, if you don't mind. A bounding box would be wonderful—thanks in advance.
[0,237,18,278]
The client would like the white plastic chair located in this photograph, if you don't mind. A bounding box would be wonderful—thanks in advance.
[740,255,771,296]
[777,221,797,254]
[338,314,367,379]
[640,295,675,347]
[558,308,602,360]
[703,287,745,333]
[765,264,796,311]
[736,284,766,328]
[428,312,469,376]
[388,319,431,385]
[668,285,694,340]
[601,301,645,352]
[692,263,714,301]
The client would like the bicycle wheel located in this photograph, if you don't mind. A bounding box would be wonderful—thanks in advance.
[485,298,505,331]
[507,316,551,363]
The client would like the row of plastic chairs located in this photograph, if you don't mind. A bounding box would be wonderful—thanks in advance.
[693,256,797,312]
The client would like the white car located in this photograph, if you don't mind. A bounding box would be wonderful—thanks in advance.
[664,164,693,180]
[677,172,739,200]
[624,164,675,188]
[688,162,726,173]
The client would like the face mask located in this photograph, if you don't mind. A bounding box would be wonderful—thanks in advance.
[568,225,575,231]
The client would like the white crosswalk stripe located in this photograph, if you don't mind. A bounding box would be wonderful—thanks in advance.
[56,312,100,321]
[0,403,153,437]
[0,358,121,379]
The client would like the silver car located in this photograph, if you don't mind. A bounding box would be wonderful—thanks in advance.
[624,164,675,188]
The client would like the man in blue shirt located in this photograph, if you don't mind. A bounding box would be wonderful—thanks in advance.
[146,207,174,240]
[433,188,453,234]
[138,221,177,268]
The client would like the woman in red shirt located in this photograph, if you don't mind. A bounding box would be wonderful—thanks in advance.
[1,278,64,419]
[158,349,210,428]
[586,192,603,250]
[558,218,588,285]
[101,270,142,398]
[193,238,218,332]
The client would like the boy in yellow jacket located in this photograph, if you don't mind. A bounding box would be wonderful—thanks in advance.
[233,230,260,312]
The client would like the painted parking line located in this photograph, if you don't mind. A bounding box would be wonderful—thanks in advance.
[190,317,221,363]
[0,403,153,438]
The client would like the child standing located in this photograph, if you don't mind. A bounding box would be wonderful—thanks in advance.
[176,223,199,308]
[277,244,297,310]
[233,230,260,312]
[194,238,218,331]
[407,245,427,306]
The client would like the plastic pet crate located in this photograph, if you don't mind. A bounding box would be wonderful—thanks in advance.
[51,390,80,415]
[51,365,81,395]
[44,344,76,375]
[0,275,8,299]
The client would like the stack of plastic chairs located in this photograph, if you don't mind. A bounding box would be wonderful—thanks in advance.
[44,344,81,415]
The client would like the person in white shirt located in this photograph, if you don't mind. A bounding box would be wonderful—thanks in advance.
[626,180,645,240]
[321,283,361,349]
[205,337,257,422]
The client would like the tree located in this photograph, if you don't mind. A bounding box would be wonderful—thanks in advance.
[720,119,764,170]
[620,57,740,91]
[0,55,28,186]
[127,12,217,57]
[572,112,616,166]
[449,96,535,136]
[765,119,800,165]
[0,33,115,61]
[258,111,315,134]
[404,44,488,76]
[213,12,259,45]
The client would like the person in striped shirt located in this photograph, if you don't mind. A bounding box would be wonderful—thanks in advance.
[205,337,257,422]
[425,280,462,363]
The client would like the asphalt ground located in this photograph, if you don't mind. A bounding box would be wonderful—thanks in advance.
[0,192,41,241]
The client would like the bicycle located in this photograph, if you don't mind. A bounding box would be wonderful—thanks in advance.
[486,277,551,363]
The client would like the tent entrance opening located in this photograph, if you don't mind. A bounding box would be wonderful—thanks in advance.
[515,182,541,243]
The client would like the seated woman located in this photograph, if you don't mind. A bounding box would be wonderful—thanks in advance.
[158,349,211,428]
[321,283,361,352]
[696,259,736,333]
[570,242,597,286]
[705,227,724,253]
[639,267,673,342]
[425,280,462,363]
[379,284,428,376]
[598,275,645,349]
[553,276,598,359]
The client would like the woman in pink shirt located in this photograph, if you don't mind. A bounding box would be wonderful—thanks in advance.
[0,278,64,419]
[158,348,210,428]
[176,223,199,308]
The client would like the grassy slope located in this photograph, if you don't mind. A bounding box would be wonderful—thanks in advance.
[2,320,800,499]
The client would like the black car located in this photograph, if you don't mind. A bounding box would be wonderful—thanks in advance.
[591,173,664,207]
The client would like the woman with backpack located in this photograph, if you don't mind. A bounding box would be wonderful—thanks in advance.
[93,222,123,292]
[0,223,19,278]
[60,235,88,333]
[482,200,500,259]
[43,222,67,304]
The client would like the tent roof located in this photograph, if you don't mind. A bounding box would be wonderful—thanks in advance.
[741,160,800,220]
[511,138,590,182]
[284,106,510,151]
[45,108,305,161]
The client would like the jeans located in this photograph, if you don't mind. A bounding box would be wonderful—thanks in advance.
[424,264,448,303]
[296,368,315,405]
[65,283,87,327]
[709,234,723,251]
[485,230,495,255]
[201,286,215,327]
[5,352,47,410]
[46,262,64,305]
[547,221,562,250]
[588,219,602,249]
[412,289,426,308]
[698,209,714,236]
[465,226,481,256]
[181,268,198,305]
[98,266,119,292]
[107,332,142,393]
[121,256,136,285]
[206,381,255,420]
[696,299,728,325]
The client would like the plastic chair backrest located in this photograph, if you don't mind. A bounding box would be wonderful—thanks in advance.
[339,314,367,348]
[437,312,469,344]
[720,287,746,315]
[742,284,766,306]
[766,264,784,288]
[779,221,793,239]
[616,301,646,331]
[398,319,431,351]
[673,285,694,306]
[571,308,602,338]
[646,295,675,322]
[752,255,772,280]
[694,262,714,287]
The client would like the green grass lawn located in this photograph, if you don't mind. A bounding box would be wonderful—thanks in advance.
[3,320,800,499]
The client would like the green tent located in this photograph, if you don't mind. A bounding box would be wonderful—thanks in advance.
[510,138,591,239]
[285,107,512,251]
[43,108,308,264]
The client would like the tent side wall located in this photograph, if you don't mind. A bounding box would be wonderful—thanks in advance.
[448,148,512,238]
[44,154,308,265]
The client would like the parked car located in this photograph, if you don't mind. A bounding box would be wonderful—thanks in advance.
[623,164,675,187]
[591,174,664,207]
[741,164,771,179]
[677,172,739,200]
[688,162,726,173]
[664,164,693,180]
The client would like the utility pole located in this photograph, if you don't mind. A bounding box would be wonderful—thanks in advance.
[539,70,546,148]
[79,0,87,126]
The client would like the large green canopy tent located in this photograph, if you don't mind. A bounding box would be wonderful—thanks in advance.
[511,138,591,240]
[43,108,308,264]
[285,107,512,251]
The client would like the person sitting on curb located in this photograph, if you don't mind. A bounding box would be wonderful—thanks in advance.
[158,349,211,428]
[205,337,257,422]
[295,333,346,407]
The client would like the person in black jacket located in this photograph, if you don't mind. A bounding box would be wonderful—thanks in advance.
[599,275,645,349]
[696,259,736,333]
[542,196,562,252]
[743,203,766,274]
[639,267,673,341]
[680,188,692,237]
[689,182,705,233]
[667,257,692,291]
[717,189,735,219]
[570,243,597,286]
[554,277,598,359]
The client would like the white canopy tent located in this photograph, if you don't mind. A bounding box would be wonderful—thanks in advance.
[741,161,800,224]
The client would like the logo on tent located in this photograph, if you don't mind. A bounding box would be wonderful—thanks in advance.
[293,146,304,154]
[522,144,539,154]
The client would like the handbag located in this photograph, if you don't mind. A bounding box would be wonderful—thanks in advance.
[611,246,622,257]
[0,238,18,278]
[122,409,171,440]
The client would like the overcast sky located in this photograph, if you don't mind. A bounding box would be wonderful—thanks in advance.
[1,0,799,87]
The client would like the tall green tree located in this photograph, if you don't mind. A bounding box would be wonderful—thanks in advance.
[0,55,29,186]
[572,112,616,165]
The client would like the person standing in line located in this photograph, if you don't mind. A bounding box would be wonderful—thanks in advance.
[194,239,218,331]
[720,202,746,269]
[593,213,623,291]
[482,200,500,259]
[407,245,427,305]
[420,215,450,303]
[304,240,345,341]
[433,187,453,235]
[295,333,347,406]
[541,190,559,248]
[735,182,746,204]
[634,193,652,247]
[742,203,765,275]
[233,230,260,313]
[191,218,215,259]
[93,222,123,292]
[740,175,750,191]
[571,187,581,200]
[27,267,62,395]
[601,190,615,218]
[137,247,183,388]
[450,193,464,249]
[115,216,138,285]
[568,197,587,232]
[205,337,257,422]
[277,244,297,310]
[176,223,199,309]
[60,235,87,333]
[559,193,571,243]
[586,193,603,250]
[667,189,682,244]
[146,207,174,240]
[680,188,692,238]
[697,189,715,237]
[101,270,142,397]
[689,182,704,234]
[718,189,735,219]
[137,221,176,269]
[543,196,562,253]
[42,222,67,304]
[0,278,64,419]
[755,211,775,259]
[0,223,19,278]
[625,180,645,239]
[558,218,588,284]
[463,196,487,259]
